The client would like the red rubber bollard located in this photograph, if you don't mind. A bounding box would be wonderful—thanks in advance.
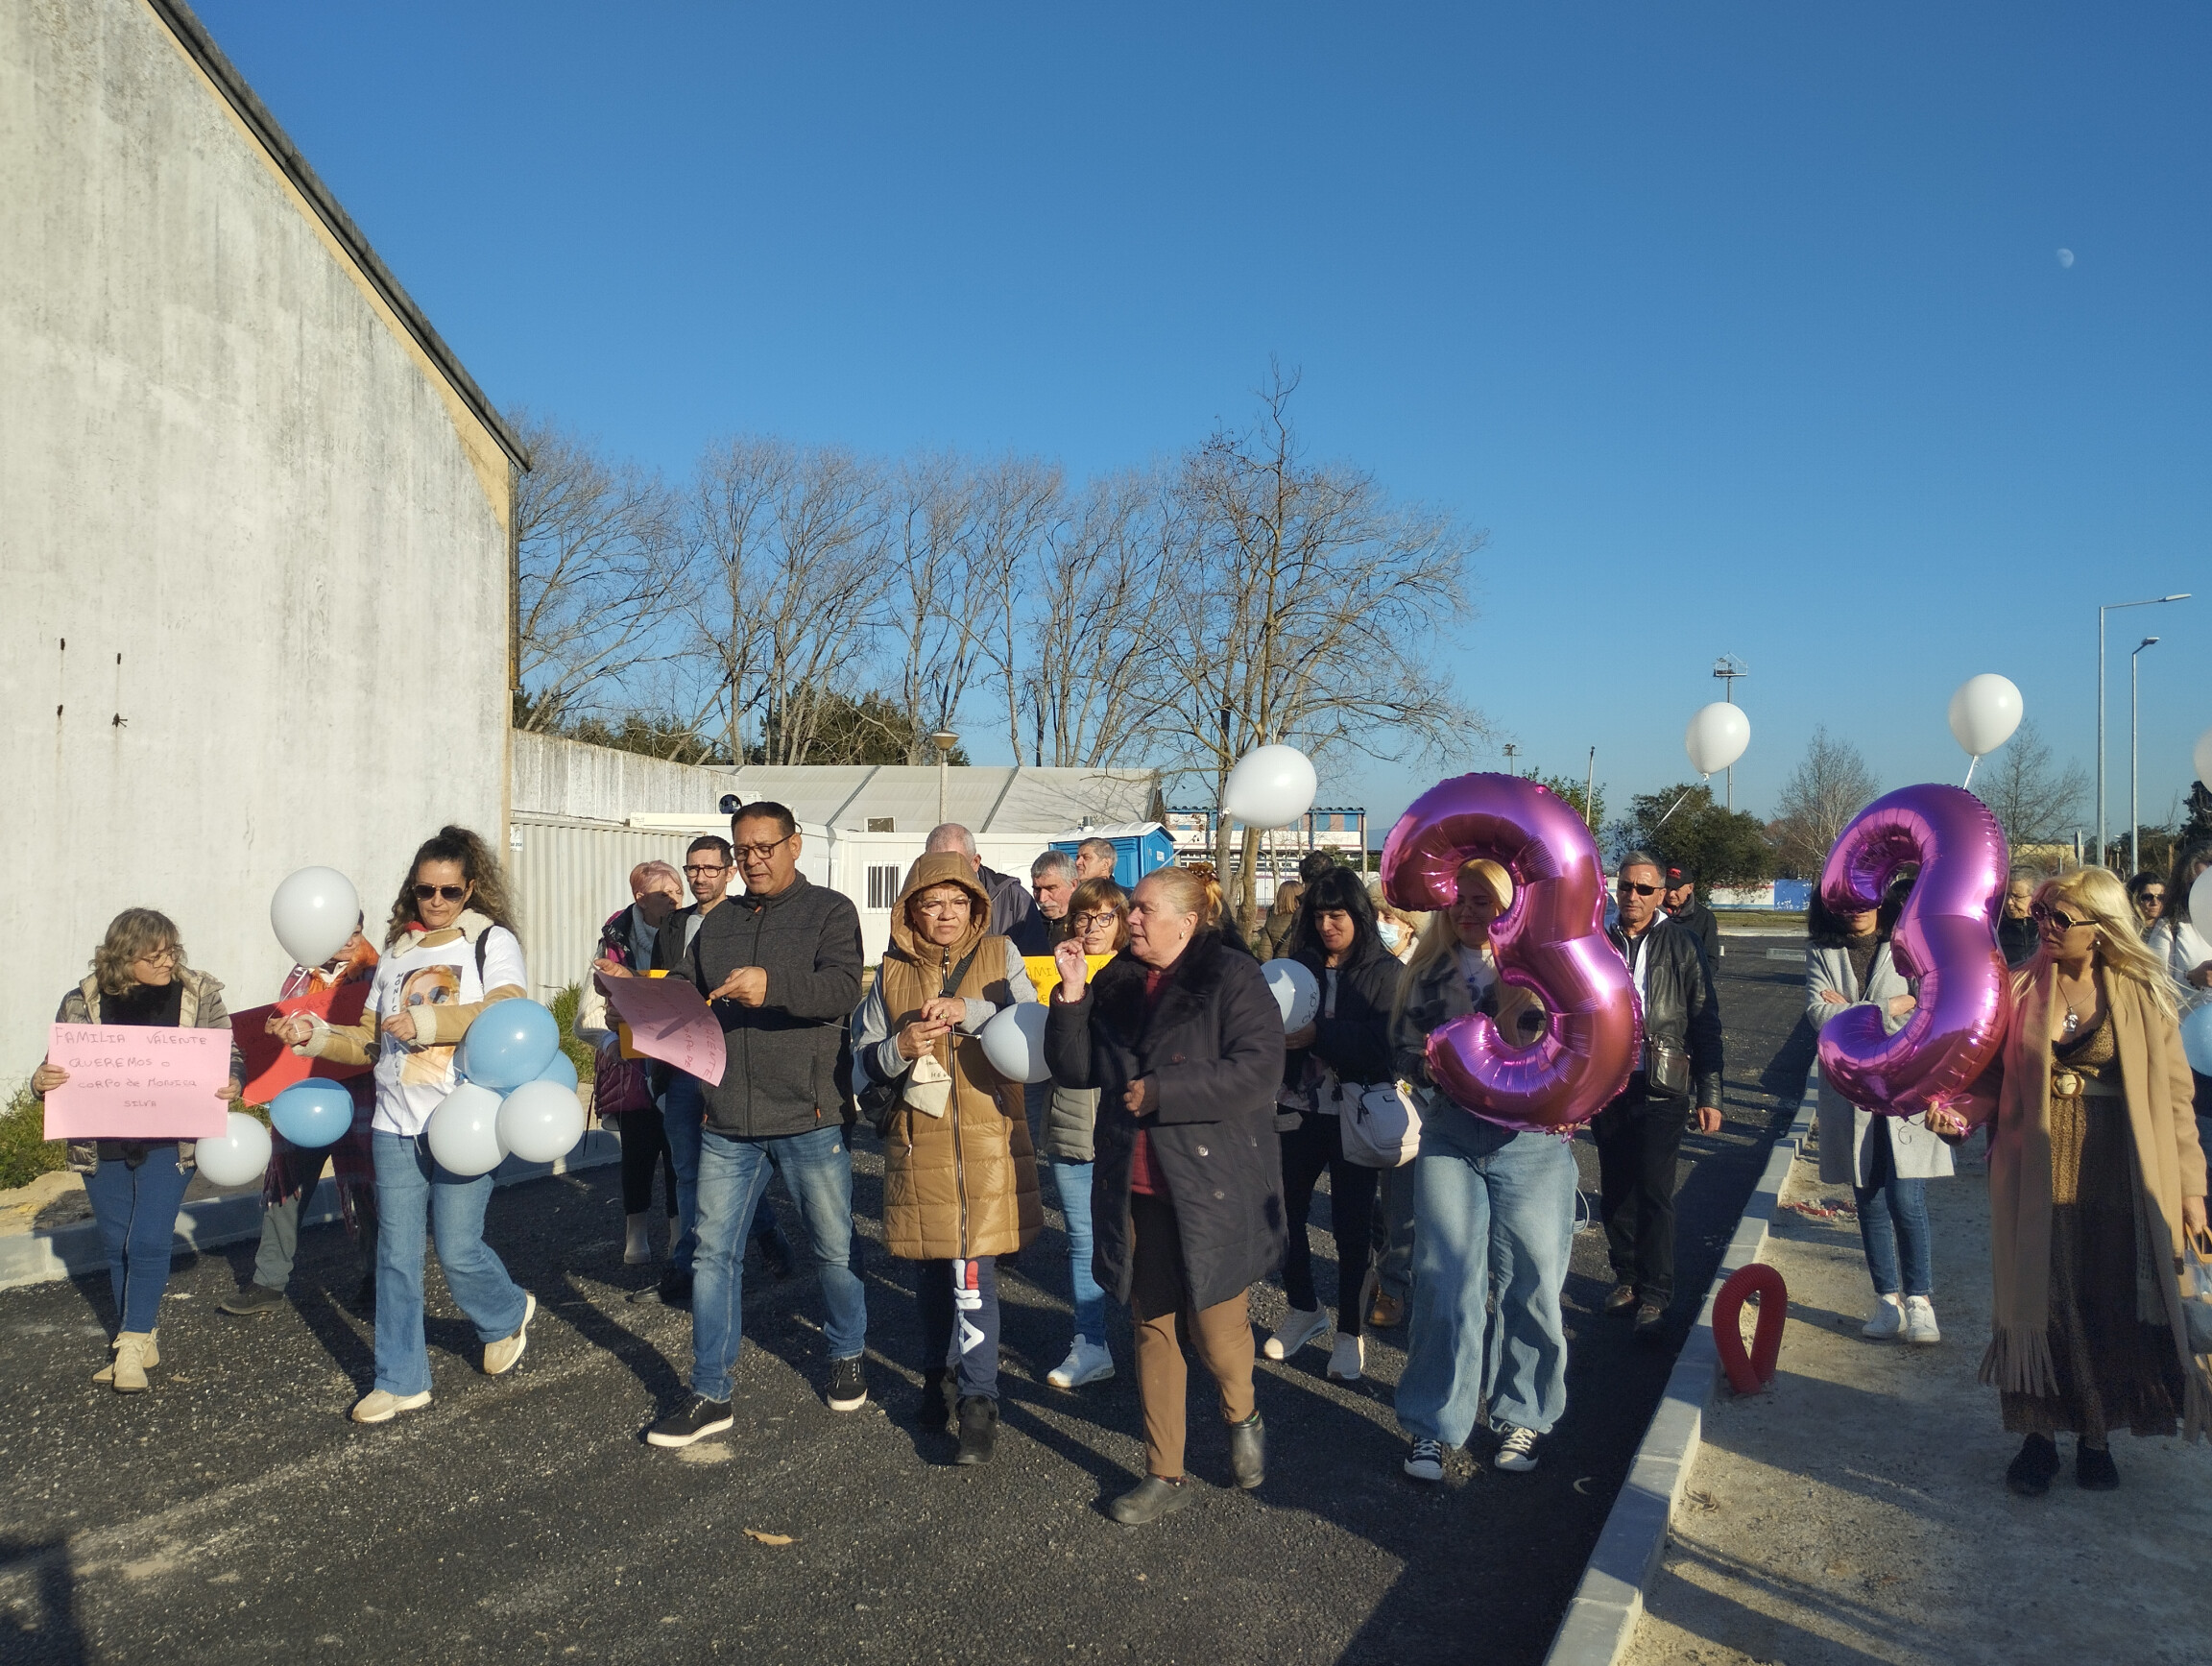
[1713,1263,1786,1395]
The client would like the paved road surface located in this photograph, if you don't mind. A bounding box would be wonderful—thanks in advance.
[0,937,1812,1666]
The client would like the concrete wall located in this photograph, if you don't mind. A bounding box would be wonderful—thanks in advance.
[511,731,739,822]
[0,0,515,1079]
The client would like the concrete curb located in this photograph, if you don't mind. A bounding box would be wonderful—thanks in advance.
[0,1131,621,1292]
[1541,1083,1820,1666]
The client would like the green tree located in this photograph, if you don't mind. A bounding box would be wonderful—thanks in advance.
[1623,782,1773,888]
[565,709,730,765]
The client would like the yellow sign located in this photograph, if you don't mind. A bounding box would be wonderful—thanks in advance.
[1023,954,1114,1000]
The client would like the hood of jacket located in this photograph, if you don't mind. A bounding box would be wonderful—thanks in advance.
[887,854,993,968]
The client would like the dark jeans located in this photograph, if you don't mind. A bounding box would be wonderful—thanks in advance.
[614,1109,677,1218]
[1280,1110,1379,1338]
[1854,1119,1932,1298]
[84,1146,189,1333]
[252,1182,379,1291]
[916,1256,1000,1400]
[1591,1078,1686,1307]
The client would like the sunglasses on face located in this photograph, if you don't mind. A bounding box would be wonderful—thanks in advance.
[1617,881,1662,898]
[412,883,468,903]
[2030,903,2085,931]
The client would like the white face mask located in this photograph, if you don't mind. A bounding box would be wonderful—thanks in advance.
[1377,919,1403,951]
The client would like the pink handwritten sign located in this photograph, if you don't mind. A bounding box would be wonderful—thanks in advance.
[42,1024,232,1140]
[600,976,727,1087]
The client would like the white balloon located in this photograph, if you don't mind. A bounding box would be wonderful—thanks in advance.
[1683,703,1751,778]
[195,1112,272,1189]
[496,1078,586,1166]
[2195,726,2212,788]
[979,1004,1052,1085]
[2192,868,2212,935]
[1947,673,2023,759]
[1260,958,1321,1032]
[270,866,360,969]
[425,1082,508,1177]
[1223,745,1319,831]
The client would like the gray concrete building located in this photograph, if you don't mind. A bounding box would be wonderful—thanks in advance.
[1,0,526,1072]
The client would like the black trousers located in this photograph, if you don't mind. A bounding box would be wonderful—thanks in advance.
[1279,1110,1379,1337]
[614,1109,678,1217]
[1590,1078,1687,1307]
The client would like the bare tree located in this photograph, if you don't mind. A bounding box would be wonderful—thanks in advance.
[966,453,1067,759]
[1767,727,1881,878]
[1979,717,2091,850]
[669,435,789,763]
[751,446,891,764]
[1150,368,1489,924]
[881,452,989,763]
[1022,471,1175,767]
[507,410,677,732]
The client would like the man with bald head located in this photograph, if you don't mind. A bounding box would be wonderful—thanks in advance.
[925,823,1039,940]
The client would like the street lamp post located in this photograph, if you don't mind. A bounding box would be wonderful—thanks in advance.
[2097,593,2189,865]
[2129,638,2158,879]
[929,731,959,826]
[1712,656,1747,810]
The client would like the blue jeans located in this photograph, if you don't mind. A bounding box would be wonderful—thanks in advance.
[664,1076,790,1276]
[371,1131,529,1397]
[1855,1120,1932,1298]
[690,1123,868,1401]
[1044,1156,1106,1343]
[1396,1110,1577,1445]
[84,1146,189,1333]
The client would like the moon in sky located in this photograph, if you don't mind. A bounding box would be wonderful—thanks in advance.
[2056,248,2076,268]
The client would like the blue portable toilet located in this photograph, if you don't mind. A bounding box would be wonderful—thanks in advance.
[1050,822,1177,889]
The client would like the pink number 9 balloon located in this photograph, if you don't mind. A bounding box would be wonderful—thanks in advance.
[1381,774,1641,1132]
[1815,784,2011,1120]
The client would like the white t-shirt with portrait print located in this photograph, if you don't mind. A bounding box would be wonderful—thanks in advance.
[362,924,527,1136]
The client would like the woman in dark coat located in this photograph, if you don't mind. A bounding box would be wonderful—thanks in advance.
[1265,865,1402,1383]
[1046,867,1286,1525]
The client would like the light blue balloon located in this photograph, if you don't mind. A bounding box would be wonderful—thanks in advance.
[536,1050,579,1091]
[270,1079,355,1148]
[2183,1004,2212,1077]
[458,1000,562,1092]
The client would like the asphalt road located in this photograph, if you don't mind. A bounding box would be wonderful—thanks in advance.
[0,937,1814,1666]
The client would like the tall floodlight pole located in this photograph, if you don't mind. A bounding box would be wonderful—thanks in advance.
[1712,656,1748,810]
[2129,638,2158,878]
[1584,746,1598,833]
[930,731,959,826]
[2098,594,2188,865]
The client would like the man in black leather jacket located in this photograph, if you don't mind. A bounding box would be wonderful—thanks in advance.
[1595,851,1724,1340]
[1663,864,1722,970]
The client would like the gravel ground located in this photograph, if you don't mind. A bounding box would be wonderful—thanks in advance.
[0,941,1811,1666]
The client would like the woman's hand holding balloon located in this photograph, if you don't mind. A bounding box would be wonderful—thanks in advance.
[272,1012,315,1048]
[920,996,966,1028]
[383,1009,420,1044]
[216,1079,242,1103]
[897,1018,949,1062]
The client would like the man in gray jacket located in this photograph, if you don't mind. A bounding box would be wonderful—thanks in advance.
[646,801,870,1448]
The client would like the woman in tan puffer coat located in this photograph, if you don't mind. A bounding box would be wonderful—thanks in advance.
[850,852,1042,1461]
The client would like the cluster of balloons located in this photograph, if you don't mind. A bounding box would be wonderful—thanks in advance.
[429,1000,587,1175]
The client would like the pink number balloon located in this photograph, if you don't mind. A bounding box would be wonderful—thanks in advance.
[1815,784,2011,1120]
[1381,773,1641,1132]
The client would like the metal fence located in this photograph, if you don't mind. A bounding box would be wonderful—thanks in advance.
[504,814,703,1003]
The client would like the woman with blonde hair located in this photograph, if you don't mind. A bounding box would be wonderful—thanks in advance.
[32,910,244,1391]
[1390,858,1573,1483]
[275,826,537,1425]
[1936,867,2209,1496]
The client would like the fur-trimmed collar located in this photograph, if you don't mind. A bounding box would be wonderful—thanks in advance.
[1094,928,1237,1036]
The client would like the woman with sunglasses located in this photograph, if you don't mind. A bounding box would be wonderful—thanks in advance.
[276,826,536,1424]
[1806,881,1950,1344]
[32,909,244,1392]
[1932,868,2208,1495]
[1040,878,1131,1390]
[2127,872,2169,935]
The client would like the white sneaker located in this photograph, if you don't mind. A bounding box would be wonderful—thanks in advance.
[1263,1307,1329,1361]
[483,1292,536,1375]
[351,1388,432,1424]
[1862,1294,1905,1340]
[1326,1333,1364,1383]
[1902,1295,1940,1345]
[1404,1438,1445,1483]
[1046,1339,1116,1388]
[1494,1425,1539,1472]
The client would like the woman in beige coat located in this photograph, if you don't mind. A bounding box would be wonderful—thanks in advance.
[1938,867,2209,1496]
[850,852,1042,1462]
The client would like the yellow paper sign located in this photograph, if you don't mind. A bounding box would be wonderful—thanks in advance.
[1023,954,1114,1001]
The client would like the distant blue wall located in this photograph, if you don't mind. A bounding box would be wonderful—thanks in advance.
[1050,828,1176,889]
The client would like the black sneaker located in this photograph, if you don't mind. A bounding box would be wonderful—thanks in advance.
[827,1355,868,1412]
[646,1394,734,1448]
[954,1395,998,1465]
[630,1269,692,1308]
[2007,1433,2058,1496]
[218,1283,286,1317]
[2076,1441,2119,1491]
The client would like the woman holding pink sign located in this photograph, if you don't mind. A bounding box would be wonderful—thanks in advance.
[275,827,536,1426]
[32,908,245,1394]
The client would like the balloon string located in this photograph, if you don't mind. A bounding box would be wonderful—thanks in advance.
[1961,757,1978,788]
[1650,787,1696,832]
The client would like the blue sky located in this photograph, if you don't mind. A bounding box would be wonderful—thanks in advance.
[195,2,2210,838]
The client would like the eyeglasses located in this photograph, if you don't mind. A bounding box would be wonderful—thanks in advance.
[134,948,180,967]
[733,833,794,862]
[2030,903,2085,931]
[412,883,468,903]
[1071,910,1122,932]
[682,862,729,876]
[1617,881,1662,898]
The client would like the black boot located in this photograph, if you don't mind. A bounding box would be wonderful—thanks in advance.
[920,1368,955,1432]
[954,1395,998,1465]
[1108,1475,1192,1526]
[1229,1412,1265,1489]
[2006,1433,2059,1497]
[2076,1440,2119,1490]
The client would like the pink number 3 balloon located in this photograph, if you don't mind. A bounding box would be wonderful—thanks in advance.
[1815,784,2011,1119]
[1381,774,1640,1132]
